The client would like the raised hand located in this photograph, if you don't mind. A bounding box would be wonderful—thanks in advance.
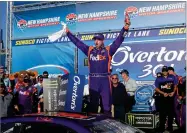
[124,12,131,30]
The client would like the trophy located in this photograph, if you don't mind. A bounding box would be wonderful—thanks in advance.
[132,85,155,112]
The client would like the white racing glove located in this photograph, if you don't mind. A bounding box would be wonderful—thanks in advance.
[48,22,67,42]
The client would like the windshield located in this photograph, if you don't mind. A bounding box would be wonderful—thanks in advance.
[85,118,144,133]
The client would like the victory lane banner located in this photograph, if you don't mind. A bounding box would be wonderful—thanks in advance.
[12,26,186,46]
[43,74,85,113]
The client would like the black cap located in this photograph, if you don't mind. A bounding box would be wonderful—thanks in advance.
[92,33,104,40]
[168,67,174,71]
[119,69,129,76]
[162,66,168,72]
[43,71,48,75]
[38,75,43,78]
[43,71,49,78]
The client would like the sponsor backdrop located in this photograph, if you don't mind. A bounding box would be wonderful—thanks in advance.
[12,26,186,82]
[78,26,186,84]
[13,1,186,39]
[13,4,76,39]
[12,1,186,81]
[11,41,75,76]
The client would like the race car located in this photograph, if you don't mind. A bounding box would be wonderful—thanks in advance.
[1,112,145,133]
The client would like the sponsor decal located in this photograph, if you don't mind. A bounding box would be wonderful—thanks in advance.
[127,114,154,128]
[90,54,106,61]
[128,114,135,125]
[112,45,186,78]
[66,10,118,24]
[65,74,85,112]
[15,39,35,46]
[70,76,80,110]
[125,2,186,18]
[159,27,186,35]
[17,17,60,29]
[17,19,27,29]
[66,13,78,24]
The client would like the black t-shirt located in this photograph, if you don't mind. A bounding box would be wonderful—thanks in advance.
[155,75,177,94]
[112,82,128,105]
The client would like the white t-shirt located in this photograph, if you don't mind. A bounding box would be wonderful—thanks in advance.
[123,78,137,96]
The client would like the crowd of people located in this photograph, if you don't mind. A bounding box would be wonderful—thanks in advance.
[0,65,186,133]
[0,68,49,116]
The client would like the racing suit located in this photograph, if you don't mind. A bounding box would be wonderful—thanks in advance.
[67,27,128,113]
[14,85,34,114]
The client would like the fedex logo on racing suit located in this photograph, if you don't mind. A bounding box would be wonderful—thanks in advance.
[19,91,30,96]
[90,54,106,61]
